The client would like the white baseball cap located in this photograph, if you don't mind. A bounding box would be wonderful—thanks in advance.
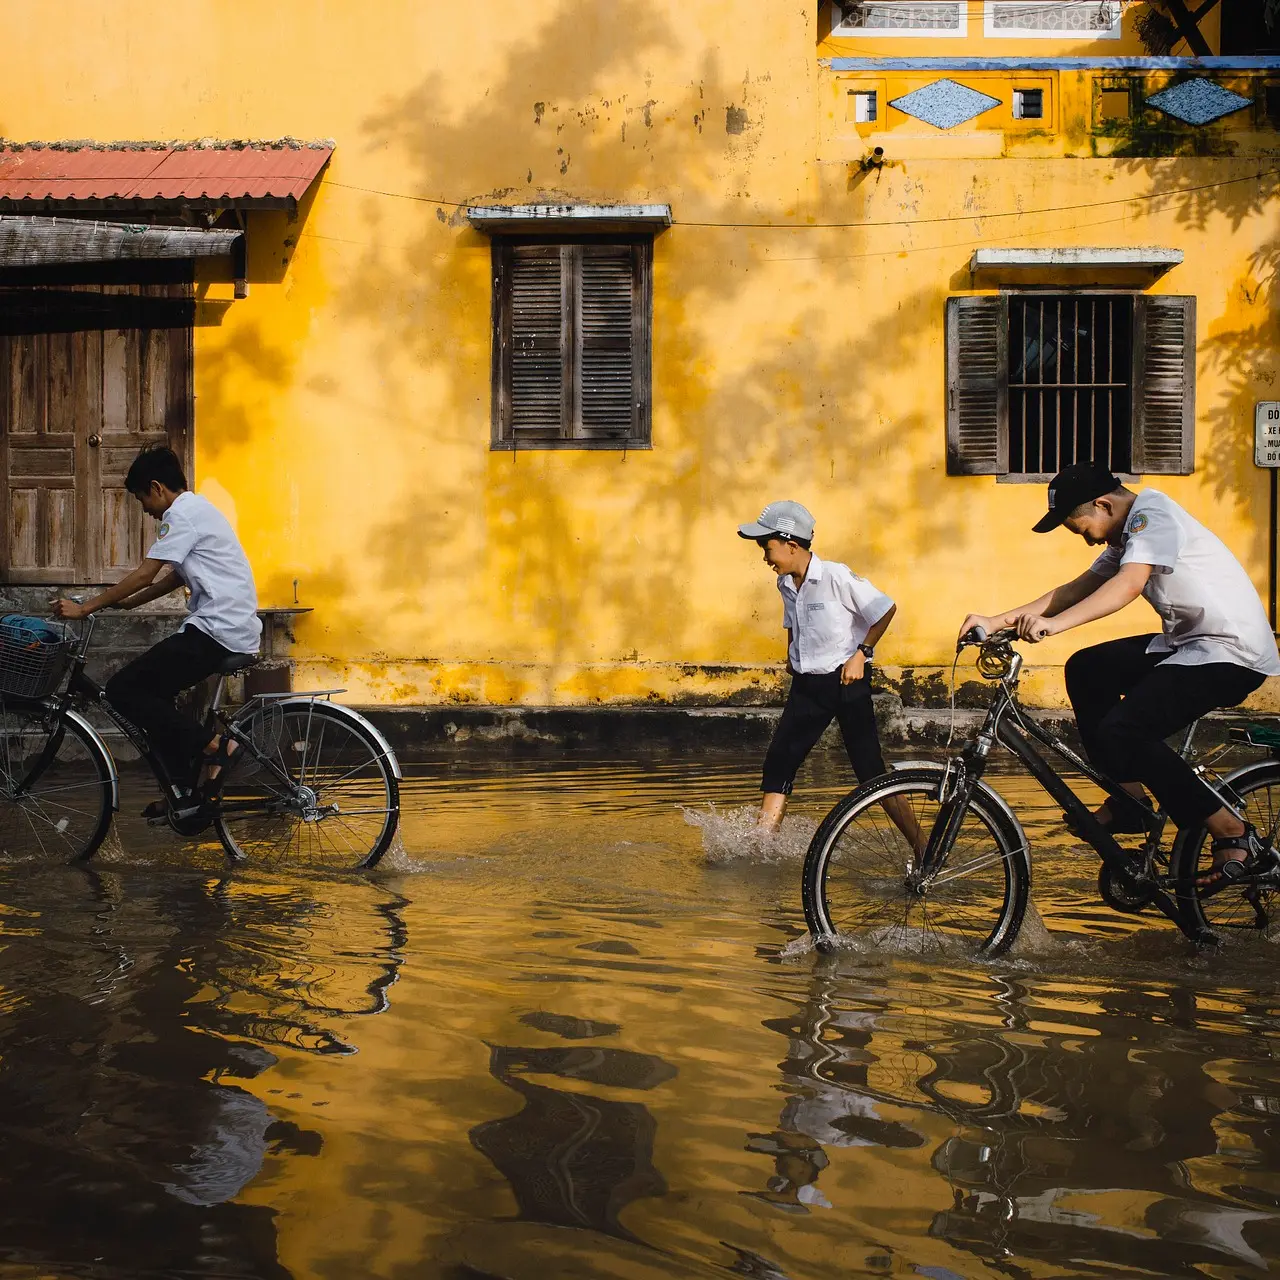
[737,500,816,542]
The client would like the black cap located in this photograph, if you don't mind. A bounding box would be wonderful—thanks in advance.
[1032,462,1120,533]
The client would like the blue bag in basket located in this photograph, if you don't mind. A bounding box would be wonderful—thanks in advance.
[0,615,64,648]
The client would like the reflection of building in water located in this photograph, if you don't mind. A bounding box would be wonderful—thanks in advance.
[0,870,406,1276]
[747,996,926,1212]
[470,1041,674,1239]
[754,971,1280,1273]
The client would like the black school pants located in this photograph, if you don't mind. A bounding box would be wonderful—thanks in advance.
[761,670,887,795]
[1064,635,1266,828]
[105,626,235,783]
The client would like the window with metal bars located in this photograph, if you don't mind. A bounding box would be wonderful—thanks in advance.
[1008,294,1132,474]
[491,238,652,449]
[945,290,1196,479]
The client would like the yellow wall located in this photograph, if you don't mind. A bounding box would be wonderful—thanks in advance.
[1,1,1276,709]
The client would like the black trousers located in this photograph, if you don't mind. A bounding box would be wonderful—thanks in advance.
[105,626,234,782]
[1064,635,1266,827]
[761,670,887,795]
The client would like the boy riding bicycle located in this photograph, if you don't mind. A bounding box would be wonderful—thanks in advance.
[52,446,260,815]
[961,462,1280,884]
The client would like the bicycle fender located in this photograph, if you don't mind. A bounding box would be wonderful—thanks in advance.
[268,698,403,780]
[62,708,120,812]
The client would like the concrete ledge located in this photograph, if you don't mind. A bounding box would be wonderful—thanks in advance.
[356,698,1085,759]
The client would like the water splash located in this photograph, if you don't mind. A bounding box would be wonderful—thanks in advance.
[681,804,817,865]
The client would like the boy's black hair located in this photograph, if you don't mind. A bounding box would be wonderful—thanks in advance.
[756,534,812,551]
[125,446,187,496]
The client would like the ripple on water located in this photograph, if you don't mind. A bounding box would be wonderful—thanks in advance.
[681,803,817,865]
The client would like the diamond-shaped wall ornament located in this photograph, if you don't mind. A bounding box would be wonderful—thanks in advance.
[1146,78,1252,125]
[889,79,1002,130]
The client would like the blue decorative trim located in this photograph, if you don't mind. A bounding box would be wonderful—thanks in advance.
[825,57,1280,71]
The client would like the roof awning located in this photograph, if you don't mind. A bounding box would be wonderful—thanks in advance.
[970,247,1183,281]
[467,203,672,234]
[0,141,333,211]
[0,215,242,267]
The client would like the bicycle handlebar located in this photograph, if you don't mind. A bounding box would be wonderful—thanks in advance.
[957,625,1018,652]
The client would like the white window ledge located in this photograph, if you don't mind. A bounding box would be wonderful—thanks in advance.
[467,204,672,234]
[971,247,1183,278]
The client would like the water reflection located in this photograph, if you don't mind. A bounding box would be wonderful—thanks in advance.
[754,960,1280,1276]
[3,751,1280,1279]
[470,1039,675,1238]
[0,867,406,1278]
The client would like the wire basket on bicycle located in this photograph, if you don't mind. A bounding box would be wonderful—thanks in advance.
[0,615,72,700]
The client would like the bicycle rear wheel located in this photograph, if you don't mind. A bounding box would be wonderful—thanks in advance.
[0,703,114,864]
[802,768,1030,956]
[1173,760,1280,940]
[214,701,399,871]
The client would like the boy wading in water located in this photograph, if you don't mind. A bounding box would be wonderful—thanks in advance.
[738,501,918,843]
[52,447,262,818]
[961,462,1280,885]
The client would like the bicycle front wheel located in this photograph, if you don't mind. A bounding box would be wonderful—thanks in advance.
[0,703,114,864]
[214,701,400,871]
[802,768,1030,956]
[1173,759,1280,940]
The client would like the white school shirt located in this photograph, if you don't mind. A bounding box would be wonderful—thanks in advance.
[778,553,895,675]
[147,491,262,655]
[1089,488,1280,676]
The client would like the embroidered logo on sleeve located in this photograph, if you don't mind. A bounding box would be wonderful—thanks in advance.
[1127,513,1149,535]
[157,522,171,539]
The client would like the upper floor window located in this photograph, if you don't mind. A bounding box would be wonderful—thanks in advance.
[984,0,1121,38]
[490,238,652,451]
[832,1,966,37]
[830,0,1122,39]
[946,292,1195,480]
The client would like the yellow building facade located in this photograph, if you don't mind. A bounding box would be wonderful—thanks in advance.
[1,1,1277,709]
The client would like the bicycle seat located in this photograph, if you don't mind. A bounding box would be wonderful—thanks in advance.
[216,652,259,676]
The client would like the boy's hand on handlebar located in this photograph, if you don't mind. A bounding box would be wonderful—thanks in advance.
[958,614,997,645]
[1015,612,1058,643]
[50,598,89,621]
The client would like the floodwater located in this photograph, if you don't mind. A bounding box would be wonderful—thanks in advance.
[3,747,1280,1279]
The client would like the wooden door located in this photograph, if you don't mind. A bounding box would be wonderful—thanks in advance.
[0,283,192,584]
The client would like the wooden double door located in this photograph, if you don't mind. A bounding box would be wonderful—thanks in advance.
[0,282,193,585]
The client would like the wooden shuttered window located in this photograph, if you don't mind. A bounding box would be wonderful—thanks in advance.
[945,292,1195,478]
[945,295,1008,476]
[492,239,652,449]
[1131,295,1195,475]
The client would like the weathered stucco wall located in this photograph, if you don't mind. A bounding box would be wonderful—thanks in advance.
[1,1,1276,709]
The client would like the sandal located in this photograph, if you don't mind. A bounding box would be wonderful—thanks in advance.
[1195,825,1262,891]
[198,735,241,800]
[141,798,168,821]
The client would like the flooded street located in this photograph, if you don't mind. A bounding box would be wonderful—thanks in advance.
[3,748,1280,1279]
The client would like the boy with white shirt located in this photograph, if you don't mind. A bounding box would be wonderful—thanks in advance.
[738,501,900,833]
[961,462,1280,881]
[53,447,261,811]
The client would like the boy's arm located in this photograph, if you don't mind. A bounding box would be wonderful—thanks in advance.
[959,570,1103,641]
[118,567,184,611]
[1017,562,1150,642]
[51,559,167,619]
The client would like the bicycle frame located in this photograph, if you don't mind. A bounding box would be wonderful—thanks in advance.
[921,644,1231,944]
[19,614,323,820]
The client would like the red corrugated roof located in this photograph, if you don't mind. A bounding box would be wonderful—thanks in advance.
[0,143,333,203]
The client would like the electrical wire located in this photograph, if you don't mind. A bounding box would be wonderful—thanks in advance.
[326,168,1277,232]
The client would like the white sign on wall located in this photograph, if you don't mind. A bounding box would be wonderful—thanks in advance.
[1257,402,1280,468]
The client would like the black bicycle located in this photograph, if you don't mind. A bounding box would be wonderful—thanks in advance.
[0,610,402,869]
[801,626,1280,955]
